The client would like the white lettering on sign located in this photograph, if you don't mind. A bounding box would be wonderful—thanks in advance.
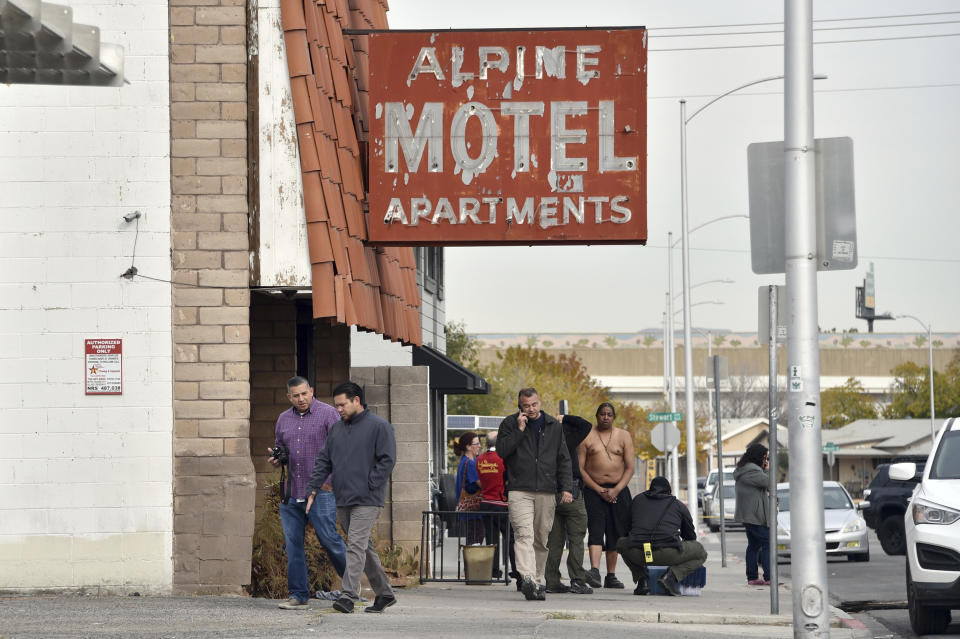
[380,99,636,183]
[383,195,631,228]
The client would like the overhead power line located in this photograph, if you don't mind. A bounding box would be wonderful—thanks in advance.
[649,10,960,31]
[653,19,960,39]
[651,31,960,52]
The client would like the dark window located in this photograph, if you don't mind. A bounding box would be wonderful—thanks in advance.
[295,300,314,380]
[417,247,444,300]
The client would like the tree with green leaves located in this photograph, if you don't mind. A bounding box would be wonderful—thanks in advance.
[882,351,960,419]
[821,377,878,429]
[442,322,714,462]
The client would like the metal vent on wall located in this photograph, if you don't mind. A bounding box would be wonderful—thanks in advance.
[1,0,123,86]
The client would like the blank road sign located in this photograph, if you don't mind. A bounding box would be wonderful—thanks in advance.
[748,137,857,274]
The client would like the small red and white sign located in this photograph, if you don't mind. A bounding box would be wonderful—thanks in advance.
[85,339,122,395]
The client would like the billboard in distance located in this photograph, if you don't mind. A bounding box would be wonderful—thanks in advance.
[368,28,647,246]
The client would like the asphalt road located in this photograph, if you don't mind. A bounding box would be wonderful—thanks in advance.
[773,529,960,638]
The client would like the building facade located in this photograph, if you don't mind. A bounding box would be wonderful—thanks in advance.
[0,0,475,594]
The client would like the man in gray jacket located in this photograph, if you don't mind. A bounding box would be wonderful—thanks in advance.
[306,381,397,614]
[496,388,574,601]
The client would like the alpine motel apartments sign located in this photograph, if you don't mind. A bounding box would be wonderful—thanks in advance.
[368,28,647,245]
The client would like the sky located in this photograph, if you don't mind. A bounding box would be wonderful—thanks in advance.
[386,1,960,335]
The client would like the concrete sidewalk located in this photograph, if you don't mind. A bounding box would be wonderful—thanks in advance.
[0,549,870,638]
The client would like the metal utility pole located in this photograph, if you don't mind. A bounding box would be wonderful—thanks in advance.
[785,0,829,635]
[712,356,727,568]
[667,234,679,490]
[767,285,780,615]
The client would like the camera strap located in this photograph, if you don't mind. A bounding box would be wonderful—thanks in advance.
[279,464,289,505]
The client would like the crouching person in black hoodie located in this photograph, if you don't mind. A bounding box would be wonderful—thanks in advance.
[615,476,707,596]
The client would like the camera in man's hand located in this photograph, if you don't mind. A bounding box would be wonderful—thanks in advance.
[270,444,290,465]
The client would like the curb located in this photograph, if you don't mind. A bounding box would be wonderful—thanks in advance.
[829,605,874,639]
[547,608,856,628]
[546,609,794,626]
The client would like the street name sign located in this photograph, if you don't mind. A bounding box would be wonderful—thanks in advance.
[648,411,682,422]
[368,28,648,245]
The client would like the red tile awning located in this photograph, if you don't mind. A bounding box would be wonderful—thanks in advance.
[280,0,420,345]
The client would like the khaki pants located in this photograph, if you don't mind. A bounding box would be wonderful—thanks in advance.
[508,490,557,584]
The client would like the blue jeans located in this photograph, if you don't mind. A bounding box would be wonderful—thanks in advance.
[743,522,771,581]
[279,491,346,602]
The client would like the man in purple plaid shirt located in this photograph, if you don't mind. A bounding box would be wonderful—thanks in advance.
[269,376,347,610]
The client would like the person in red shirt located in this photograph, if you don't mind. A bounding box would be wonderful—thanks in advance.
[476,431,516,581]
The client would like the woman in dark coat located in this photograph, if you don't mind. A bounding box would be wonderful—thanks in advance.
[733,443,771,585]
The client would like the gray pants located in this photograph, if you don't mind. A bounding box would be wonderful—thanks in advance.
[545,492,588,587]
[616,537,707,582]
[337,506,394,602]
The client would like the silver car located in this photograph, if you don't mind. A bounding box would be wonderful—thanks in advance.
[776,481,870,562]
[703,482,738,532]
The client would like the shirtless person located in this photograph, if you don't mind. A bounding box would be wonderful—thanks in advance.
[579,402,635,589]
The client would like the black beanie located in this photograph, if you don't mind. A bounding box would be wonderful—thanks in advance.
[649,476,672,494]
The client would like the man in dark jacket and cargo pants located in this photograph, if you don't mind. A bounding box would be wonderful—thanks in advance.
[616,476,707,596]
[306,381,397,615]
[496,388,574,601]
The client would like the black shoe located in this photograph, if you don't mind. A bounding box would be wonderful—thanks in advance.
[604,573,625,589]
[545,583,570,594]
[492,569,503,579]
[364,595,396,613]
[520,577,538,601]
[332,597,355,613]
[658,570,681,597]
[584,567,602,588]
[569,580,594,595]
[535,584,546,601]
[633,580,650,596]
[510,571,523,591]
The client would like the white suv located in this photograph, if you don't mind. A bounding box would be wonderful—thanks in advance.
[890,417,960,635]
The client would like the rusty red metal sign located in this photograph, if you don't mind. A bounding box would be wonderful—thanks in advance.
[368,28,647,245]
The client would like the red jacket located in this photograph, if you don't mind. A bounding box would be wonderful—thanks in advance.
[476,449,507,503]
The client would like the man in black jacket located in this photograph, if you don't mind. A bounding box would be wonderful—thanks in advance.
[616,476,707,596]
[497,388,574,601]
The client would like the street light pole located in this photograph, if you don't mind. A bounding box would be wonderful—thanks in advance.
[666,236,677,487]
[679,73,824,533]
[898,314,937,444]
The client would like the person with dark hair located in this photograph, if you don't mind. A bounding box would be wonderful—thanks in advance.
[454,431,484,544]
[476,431,516,580]
[496,388,574,601]
[306,381,397,614]
[269,376,346,610]
[544,412,594,595]
[734,443,771,586]
[579,402,635,589]
[616,476,707,596]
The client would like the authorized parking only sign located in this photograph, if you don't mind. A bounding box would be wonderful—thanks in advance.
[85,339,122,395]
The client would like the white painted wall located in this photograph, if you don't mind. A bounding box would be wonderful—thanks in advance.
[0,0,172,592]
[251,0,311,287]
[349,325,412,367]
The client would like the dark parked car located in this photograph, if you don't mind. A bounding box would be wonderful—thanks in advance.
[859,458,926,555]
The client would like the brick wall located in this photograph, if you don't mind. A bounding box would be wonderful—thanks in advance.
[0,1,173,592]
[169,0,256,595]
[352,366,430,552]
